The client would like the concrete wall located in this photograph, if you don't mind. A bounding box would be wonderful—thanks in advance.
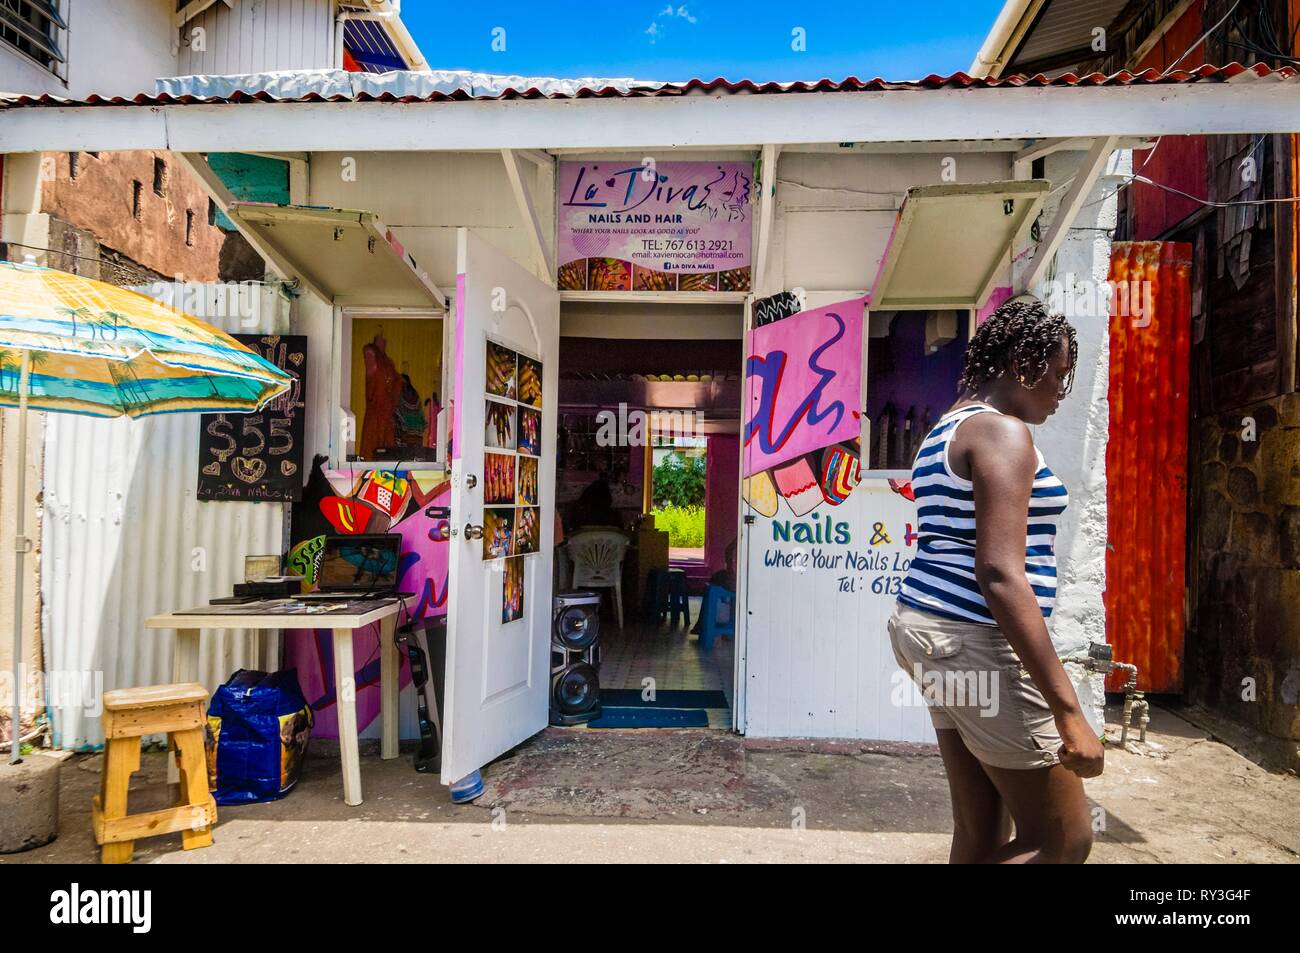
[0,154,47,729]
[41,151,225,282]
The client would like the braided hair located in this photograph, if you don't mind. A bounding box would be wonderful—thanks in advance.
[957,297,1078,396]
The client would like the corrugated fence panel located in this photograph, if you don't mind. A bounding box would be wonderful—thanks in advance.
[40,283,290,749]
[1105,241,1191,693]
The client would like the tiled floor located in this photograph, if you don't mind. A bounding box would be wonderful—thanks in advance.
[597,595,735,729]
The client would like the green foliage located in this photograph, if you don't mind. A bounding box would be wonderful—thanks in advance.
[652,452,706,509]
[654,505,706,548]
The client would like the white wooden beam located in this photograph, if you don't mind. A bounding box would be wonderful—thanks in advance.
[1014,137,1088,167]
[1024,135,1118,291]
[754,143,780,296]
[175,0,231,29]
[4,81,1299,153]
[501,148,555,283]
[513,149,553,168]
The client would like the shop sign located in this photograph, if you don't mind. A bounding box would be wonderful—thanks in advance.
[197,334,308,501]
[557,160,753,292]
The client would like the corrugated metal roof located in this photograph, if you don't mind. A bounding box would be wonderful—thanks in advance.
[1,62,1292,109]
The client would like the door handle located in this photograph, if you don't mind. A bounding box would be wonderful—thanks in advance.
[464,523,484,540]
[465,474,478,489]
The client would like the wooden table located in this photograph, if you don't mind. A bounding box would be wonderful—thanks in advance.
[145,598,405,806]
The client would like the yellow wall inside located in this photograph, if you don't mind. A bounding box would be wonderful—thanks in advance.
[349,317,443,453]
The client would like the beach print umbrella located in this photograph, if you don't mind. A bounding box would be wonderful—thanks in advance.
[0,258,292,762]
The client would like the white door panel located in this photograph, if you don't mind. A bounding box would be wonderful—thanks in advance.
[441,229,559,784]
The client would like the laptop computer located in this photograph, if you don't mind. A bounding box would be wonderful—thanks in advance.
[298,533,403,600]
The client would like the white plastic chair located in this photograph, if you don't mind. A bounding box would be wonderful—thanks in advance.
[566,530,630,629]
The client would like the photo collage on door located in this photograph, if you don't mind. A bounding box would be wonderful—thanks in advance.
[483,339,544,624]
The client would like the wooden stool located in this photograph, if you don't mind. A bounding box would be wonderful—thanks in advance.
[93,682,217,864]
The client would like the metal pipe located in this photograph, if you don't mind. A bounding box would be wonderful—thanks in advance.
[9,349,31,764]
[968,0,1033,77]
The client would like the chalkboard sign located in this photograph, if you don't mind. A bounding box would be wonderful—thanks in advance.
[197,334,307,502]
[753,290,802,328]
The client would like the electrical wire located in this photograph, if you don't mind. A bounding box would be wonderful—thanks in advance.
[1163,0,1244,73]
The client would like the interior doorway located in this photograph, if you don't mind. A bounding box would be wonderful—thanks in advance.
[553,302,743,729]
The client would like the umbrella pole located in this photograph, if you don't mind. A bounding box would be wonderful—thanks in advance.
[9,351,30,764]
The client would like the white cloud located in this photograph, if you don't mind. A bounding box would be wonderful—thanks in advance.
[646,3,698,43]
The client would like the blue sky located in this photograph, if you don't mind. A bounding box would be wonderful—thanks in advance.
[399,2,1006,83]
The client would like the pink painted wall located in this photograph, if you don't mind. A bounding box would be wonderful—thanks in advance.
[704,433,739,577]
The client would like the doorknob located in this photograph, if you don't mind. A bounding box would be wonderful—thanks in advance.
[465,474,478,489]
[464,523,484,540]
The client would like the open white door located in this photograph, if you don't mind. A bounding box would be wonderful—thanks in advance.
[441,229,559,784]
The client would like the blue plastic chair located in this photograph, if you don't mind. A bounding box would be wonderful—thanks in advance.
[698,584,735,651]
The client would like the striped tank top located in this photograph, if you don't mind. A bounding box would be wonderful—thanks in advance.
[897,403,1068,625]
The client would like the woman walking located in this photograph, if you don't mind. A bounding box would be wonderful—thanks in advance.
[891,296,1104,864]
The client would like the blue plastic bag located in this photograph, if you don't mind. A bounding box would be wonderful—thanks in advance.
[205,669,313,806]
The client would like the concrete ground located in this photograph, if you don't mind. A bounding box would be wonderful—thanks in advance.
[4,703,1298,864]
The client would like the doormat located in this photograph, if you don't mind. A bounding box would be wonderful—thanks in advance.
[599,689,729,709]
[587,707,710,729]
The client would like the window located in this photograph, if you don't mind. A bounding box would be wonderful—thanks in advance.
[341,313,445,464]
[185,210,195,246]
[152,157,167,196]
[207,198,217,226]
[131,181,142,220]
[67,151,78,179]
[0,0,66,75]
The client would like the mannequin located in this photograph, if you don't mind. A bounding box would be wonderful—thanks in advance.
[360,333,400,459]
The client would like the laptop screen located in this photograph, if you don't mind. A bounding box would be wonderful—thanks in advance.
[317,534,400,593]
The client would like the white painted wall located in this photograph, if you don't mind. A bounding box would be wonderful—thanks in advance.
[741,146,1114,738]
[176,0,338,76]
[0,0,340,99]
[0,0,175,98]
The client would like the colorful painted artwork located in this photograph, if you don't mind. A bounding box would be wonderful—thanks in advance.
[518,356,543,408]
[502,556,525,623]
[484,451,516,505]
[517,406,541,456]
[284,463,450,740]
[514,506,540,555]
[742,295,865,517]
[486,341,517,400]
[558,161,753,293]
[485,398,516,450]
[517,455,538,505]
[484,507,514,560]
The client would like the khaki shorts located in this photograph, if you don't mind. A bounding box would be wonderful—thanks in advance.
[889,601,1062,770]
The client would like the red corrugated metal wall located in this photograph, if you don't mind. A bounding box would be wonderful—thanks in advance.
[1106,242,1192,692]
